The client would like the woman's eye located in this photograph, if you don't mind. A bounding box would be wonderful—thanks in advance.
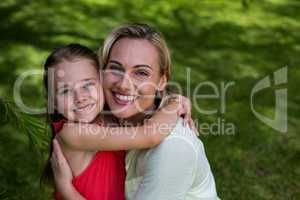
[107,65,124,75]
[108,65,122,71]
[135,70,149,76]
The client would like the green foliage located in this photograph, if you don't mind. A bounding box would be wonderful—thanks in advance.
[0,98,51,199]
[0,0,299,199]
[0,99,50,152]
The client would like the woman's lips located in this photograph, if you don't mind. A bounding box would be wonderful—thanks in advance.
[112,91,137,106]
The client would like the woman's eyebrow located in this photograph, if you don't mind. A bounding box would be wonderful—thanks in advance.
[109,60,152,70]
[133,65,152,70]
[108,60,122,66]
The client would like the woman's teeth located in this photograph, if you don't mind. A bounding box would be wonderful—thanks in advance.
[115,93,136,102]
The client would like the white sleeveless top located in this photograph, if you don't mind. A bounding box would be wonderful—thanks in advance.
[125,118,220,200]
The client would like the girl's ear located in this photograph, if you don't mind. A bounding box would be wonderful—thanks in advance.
[157,75,167,92]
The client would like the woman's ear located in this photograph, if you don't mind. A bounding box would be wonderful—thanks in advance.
[157,75,167,92]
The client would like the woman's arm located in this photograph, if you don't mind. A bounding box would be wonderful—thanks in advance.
[58,97,192,151]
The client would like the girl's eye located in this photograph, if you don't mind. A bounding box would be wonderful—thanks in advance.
[82,82,94,89]
[59,88,70,95]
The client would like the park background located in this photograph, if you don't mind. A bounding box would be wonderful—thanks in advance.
[0,0,299,199]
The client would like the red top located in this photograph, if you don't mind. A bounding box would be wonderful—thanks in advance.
[52,119,126,200]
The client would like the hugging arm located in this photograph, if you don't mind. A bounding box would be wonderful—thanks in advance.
[58,96,192,151]
[52,96,194,199]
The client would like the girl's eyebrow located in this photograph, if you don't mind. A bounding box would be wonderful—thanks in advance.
[57,83,69,89]
[109,59,153,70]
[57,83,69,90]
[57,78,97,90]
[81,78,97,82]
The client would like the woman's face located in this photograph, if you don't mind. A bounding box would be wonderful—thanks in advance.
[54,58,104,122]
[103,38,167,120]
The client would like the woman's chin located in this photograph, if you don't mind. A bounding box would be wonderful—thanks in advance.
[111,110,132,119]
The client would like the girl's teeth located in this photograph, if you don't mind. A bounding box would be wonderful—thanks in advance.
[75,104,94,113]
[115,93,135,101]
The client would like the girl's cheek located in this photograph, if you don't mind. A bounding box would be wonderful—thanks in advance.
[57,96,71,114]
[90,84,100,94]
[65,96,74,109]
[55,96,64,113]
[89,85,102,101]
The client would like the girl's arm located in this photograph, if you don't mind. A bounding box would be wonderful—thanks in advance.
[58,97,190,151]
[51,139,86,200]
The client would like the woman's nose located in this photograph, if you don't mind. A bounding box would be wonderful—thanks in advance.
[116,73,135,92]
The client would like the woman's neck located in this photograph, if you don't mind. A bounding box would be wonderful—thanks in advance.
[118,104,157,126]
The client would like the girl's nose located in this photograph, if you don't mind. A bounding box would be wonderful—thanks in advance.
[74,88,89,105]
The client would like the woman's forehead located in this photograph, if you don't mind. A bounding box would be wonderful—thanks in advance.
[109,38,159,68]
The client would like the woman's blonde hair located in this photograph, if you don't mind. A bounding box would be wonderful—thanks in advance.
[98,23,171,81]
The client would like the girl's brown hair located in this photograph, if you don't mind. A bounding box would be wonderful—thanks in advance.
[43,43,99,122]
[41,43,99,187]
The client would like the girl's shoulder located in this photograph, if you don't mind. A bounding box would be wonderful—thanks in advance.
[51,118,104,135]
[51,118,68,134]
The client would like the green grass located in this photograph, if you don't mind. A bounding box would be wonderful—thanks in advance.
[0,0,299,199]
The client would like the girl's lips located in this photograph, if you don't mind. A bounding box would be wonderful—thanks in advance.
[73,103,96,114]
[112,91,137,106]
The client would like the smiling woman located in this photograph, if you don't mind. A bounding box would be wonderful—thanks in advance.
[103,37,167,120]
[50,23,220,200]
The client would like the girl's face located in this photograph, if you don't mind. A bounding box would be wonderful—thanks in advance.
[54,58,104,122]
[103,38,167,120]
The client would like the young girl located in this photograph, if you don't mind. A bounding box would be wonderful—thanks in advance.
[43,43,192,200]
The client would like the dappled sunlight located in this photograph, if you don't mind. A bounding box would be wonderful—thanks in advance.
[0,0,299,199]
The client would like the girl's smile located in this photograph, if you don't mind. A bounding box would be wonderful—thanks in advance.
[54,58,104,123]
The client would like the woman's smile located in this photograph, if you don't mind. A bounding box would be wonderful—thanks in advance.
[112,91,137,105]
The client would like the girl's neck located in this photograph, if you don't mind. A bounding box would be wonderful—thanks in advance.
[91,114,105,125]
